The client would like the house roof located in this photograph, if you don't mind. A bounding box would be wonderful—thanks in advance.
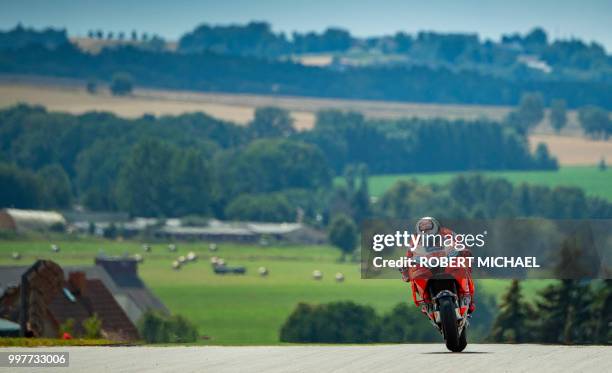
[246,222,303,235]
[159,221,307,236]
[0,260,139,340]
[47,289,90,335]
[47,279,139,340]
[65,261,168,323]
[0,262,143,340]
[0,266,28,295]
[61,210,129,224]
[1,259,166,330]
[157,225,254,236]
[83,279,140,340]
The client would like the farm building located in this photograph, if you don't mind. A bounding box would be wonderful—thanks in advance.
[247,222,326,244]
[156,219,326,244]
[0,260,139,341]
[61,210,130,225]
[69,216,160,237]
[156,224,256,242]
[0,208,66,232]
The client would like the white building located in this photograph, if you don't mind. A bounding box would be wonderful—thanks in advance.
[0,208,66,232]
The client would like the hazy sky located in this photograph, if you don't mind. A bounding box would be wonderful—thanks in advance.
[2,0,611,51]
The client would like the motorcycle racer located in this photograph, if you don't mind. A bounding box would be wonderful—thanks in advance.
[400,217,476,314]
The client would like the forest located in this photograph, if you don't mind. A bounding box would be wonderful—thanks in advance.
[2,104,609,224]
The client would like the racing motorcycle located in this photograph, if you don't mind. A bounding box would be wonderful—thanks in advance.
[404,246,473,352]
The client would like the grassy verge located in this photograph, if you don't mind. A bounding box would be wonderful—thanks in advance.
[0,338,119,347]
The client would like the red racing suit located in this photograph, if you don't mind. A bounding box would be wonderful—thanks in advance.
[400,226,476,313]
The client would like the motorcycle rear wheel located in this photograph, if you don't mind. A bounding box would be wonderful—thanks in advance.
[439,297,466,352]
[457,327,468,351]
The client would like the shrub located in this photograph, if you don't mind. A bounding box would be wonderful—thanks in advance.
[82,314,102,339]
[86,79,97,94]
[379,303,439,342]
[138,311,198,343]
[110,72,133,96]
[280,301,380,343]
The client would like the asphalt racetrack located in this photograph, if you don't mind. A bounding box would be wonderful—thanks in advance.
[0,344,609,372]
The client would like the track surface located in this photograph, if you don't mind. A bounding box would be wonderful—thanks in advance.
[0,344,609,372]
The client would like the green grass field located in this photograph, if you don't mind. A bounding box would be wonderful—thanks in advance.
[339,166,612,201]
[0,238,552,345]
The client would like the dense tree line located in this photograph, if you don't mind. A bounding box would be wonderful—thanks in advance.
[0,104,563,217]
[115,140,214,217]
[279,297,497,343]
[0,163,72,209]
[178,22,290,58]
[1,105,609,222]
[0,105,245,214]
[0,105,331,218]
[279,301,433,343]
[491,279,611,344]
[5,24,608,83]
[179,22,354,57]
[175,23,611,83]
[301,110,557,174]
[0,24,68,50]
[490,240,611,345]
[1,43,611,109]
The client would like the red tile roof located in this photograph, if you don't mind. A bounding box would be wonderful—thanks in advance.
[47,276,139,341]
[85,279,139,340]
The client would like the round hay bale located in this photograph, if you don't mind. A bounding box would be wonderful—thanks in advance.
[209,243,218,252]
[168,244,177,252]
[335,272,345,282]
[177,255,186,263]
[210,256,219,264]
[12,252,21,260]
[172,261,181,270]
[258,267,269,276]
[186,251,197,262]
[51,244,60,253]
[134,254,144,263]
[312,270,323,280]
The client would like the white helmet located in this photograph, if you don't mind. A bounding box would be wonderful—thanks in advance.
[415,217,440,235]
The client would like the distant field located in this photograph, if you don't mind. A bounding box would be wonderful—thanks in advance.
[530,135,612,166]
[0,239,550,345]
[346,166,612,200]
[1,79,610,165]
[0,79,513,129]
